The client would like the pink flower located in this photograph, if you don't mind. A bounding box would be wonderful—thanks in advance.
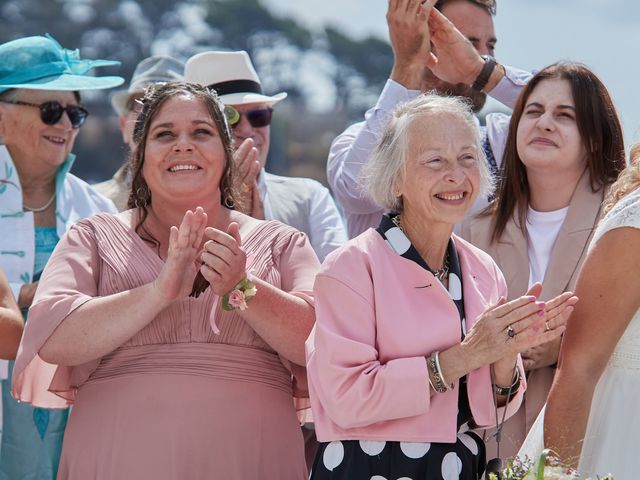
[227,289,248,311]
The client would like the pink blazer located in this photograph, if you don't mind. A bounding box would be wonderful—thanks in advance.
[306,229,525,443]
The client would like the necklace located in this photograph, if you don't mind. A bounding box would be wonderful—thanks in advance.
[23,192,56,213]
[392,214,450,281]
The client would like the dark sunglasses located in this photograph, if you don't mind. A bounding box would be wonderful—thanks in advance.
[224,105,273,129]
[0,99,89,129]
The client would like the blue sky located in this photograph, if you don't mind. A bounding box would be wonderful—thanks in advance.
[263,0,640,145]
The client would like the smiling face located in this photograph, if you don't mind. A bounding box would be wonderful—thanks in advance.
[516,78,587,177]
[0,89,80,172]
[398,111,481,227]
[142,93,227,204]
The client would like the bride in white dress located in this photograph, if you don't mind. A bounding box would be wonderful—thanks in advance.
[519,153,640,479]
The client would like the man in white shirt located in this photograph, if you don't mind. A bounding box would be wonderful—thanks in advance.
[328,0,533,238]
[185,51,347,261]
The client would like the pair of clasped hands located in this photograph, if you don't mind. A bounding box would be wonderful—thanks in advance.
[153,207,248,304]
[462,284,578,376]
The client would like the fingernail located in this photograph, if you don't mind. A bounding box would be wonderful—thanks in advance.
[536,301,546,308]
[526,296,536,302]
[532,325,540,332]
[537,310,545,317]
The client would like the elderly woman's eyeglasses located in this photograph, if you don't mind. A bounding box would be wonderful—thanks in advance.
[224,105,273,129]
[0,100,89,129]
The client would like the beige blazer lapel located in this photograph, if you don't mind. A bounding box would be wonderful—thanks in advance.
[460,213,530,300]
[540,170,605,300]
[492,216,530,300]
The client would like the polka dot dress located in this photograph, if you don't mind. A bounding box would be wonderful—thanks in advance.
[309,214,486,480]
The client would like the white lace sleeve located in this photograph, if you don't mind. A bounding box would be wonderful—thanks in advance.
[591,188,640,247]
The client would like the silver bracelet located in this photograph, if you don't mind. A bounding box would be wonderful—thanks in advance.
[427,352,448,394]
[434,351,454,391]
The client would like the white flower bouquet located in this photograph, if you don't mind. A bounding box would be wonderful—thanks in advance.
[487,450,614,480]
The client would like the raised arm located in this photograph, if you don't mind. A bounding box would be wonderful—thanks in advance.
[0,268,23,360]
[327,0,431,220]
[39,209,208,366]
[427,8,530,109]
[199,222,319,366]
[545,226,640,467]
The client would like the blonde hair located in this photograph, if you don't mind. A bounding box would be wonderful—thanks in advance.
[604,143,640,214]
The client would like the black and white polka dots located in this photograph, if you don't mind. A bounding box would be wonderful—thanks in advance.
[309,215,486,480]
[312,436,483,480]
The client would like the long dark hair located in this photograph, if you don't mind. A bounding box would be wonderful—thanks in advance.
[489,62,625,242]
[126,81,237,247]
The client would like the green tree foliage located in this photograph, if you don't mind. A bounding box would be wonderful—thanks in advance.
[0,0,393,184]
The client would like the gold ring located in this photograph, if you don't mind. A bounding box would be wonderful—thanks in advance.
[240,183,250,193]
[507,325,516,339]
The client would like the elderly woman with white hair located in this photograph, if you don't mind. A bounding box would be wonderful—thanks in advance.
[305,94,578,480]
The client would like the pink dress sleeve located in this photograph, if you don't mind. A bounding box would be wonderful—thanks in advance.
[272,227,321,422]
[12,221,102,408]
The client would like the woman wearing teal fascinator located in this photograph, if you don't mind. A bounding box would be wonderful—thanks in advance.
[0,34,122,480]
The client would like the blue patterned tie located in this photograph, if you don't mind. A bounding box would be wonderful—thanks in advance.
[483,135,498,201]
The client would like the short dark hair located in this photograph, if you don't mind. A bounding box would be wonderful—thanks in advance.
[435,0,496,15]
[488,62,626,242]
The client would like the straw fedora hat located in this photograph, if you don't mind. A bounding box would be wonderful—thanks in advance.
[184,50,286,106]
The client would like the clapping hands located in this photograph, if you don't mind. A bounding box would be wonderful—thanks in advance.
[199,222,247,296]
[153,207,208,304]
[462,283,578,371]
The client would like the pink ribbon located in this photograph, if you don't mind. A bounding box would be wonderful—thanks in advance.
[209,254,256,335]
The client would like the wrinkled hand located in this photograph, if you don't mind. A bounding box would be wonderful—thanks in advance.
[462,288,577,371]
[462,294,544,370]
[425,8,485,86]
[200,222,247,295]
[233,138,264,219]
[153,207,208,304]
[387,0,435,88]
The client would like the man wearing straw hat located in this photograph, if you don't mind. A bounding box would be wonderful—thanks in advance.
[94,55,184,211]
[185,50,347,262]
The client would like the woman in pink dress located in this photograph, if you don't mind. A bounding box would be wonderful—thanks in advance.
[12,82,319,479]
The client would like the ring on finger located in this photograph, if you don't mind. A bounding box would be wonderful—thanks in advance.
[545,321,551,332]
[240,183,250,193]
[506,324,516,339]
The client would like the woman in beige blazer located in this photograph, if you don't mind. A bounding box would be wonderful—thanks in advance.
[461,62,626,461]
